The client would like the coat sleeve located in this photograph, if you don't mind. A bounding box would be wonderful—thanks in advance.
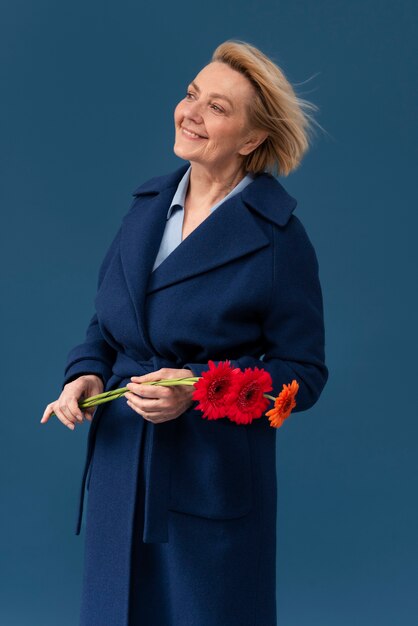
[61,224,123,390]
[183,215,329,414]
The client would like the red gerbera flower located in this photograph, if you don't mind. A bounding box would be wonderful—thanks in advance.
[192,360,238,420]
[225,367,273,425]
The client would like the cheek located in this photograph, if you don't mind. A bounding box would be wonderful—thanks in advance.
[208,126,236,149]
[212,119,236,139]
[174,102,185,122]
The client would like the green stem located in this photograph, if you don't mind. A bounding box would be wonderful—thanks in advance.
[49,377,278,420]
[264,394,276,402]
[80,390,127,408]
[78,377,200,410]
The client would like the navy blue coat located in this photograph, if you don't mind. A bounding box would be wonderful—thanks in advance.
[62,162,328,625]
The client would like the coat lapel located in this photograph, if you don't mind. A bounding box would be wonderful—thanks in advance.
[120,162,297,352]
[120,185,178,353]
[146,192,270,294]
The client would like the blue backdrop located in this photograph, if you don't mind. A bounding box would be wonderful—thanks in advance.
[1,1,416,624]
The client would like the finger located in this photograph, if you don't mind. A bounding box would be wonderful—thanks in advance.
[139,410,167,422]
[84,407,95,421]
[53,405,75,430]
[126,382,170,399]
[68,397,84,423]
[40,403,55,424]
[57,399,79,426]
[41,405,60,424]
[125,392,162,412]
[147,412,175,424]
[130,369,164,383]
[126,399,146,418]
[125,397,164,418]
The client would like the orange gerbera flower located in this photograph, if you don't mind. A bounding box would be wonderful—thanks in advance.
[265,379,299,428]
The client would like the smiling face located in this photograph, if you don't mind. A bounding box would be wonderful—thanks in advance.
[173,61,267,175]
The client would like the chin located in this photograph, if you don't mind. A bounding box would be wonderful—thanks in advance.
[173,140,197,160]
[173,143,189,159]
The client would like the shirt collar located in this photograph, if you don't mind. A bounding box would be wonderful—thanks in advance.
[166,166,192,219]
[166,165,256,220]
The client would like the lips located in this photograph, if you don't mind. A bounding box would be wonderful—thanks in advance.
[181,126,207,139]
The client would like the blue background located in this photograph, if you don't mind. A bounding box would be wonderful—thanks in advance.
[1,1,417,624]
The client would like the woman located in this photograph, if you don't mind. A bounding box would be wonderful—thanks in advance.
[41,40,328,626]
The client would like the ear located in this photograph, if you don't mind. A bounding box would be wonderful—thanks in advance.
[239,129,269,156]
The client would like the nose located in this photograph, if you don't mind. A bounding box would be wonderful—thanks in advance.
[183,98,204,123]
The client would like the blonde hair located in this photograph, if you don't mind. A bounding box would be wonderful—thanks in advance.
[210,39,323,177]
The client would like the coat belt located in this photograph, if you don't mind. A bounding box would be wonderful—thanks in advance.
[74,352,181,544]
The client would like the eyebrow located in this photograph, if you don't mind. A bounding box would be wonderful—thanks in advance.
[188,80,234,109]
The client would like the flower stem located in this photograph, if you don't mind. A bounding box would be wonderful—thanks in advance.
[264,394,276,402]
[78,377,200,410]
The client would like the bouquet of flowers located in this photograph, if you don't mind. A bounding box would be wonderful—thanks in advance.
[78,360,299,429]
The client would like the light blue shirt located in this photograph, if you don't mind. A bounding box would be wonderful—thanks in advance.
[151,165,256,271]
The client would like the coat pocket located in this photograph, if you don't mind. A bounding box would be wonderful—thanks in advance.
[168,405,253,519]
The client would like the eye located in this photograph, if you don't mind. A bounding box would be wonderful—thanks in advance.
[185,92,224,113]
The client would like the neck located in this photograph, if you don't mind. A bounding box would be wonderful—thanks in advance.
[186,160,247,208]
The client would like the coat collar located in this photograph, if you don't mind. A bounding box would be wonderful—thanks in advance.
[120,163,297,353]
[131,162,297,227]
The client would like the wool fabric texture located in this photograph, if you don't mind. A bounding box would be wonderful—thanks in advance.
[62,162,329,625]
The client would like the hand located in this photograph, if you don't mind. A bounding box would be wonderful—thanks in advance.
[40,374,104,430]
[125,368,195,424]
